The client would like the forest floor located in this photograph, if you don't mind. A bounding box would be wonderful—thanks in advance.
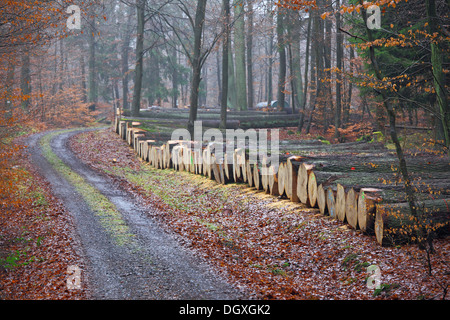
[69,127,449,300]
[1,125,448,300]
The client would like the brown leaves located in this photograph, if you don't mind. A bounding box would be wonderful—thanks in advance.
[70,128,450,300]
[0,140,88,300]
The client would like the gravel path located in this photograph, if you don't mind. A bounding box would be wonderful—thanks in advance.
[26,128,242,300]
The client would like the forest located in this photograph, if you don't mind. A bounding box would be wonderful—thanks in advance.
[0,0,449,301]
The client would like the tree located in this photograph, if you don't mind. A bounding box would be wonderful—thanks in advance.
[186,0,208,135]
[246,0,255,110]
[121,4,134,111]
[221,0,231,129]
[88,8,98,110]
[286,9,304,115]
[20,47,31,110]
[234,0,248,111]
[426,0,449,157]
[131,0,145,117]
[276,4,287,112]
[297,13,311,132]
[334,0,343,138]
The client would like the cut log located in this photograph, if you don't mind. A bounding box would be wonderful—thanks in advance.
[193,150,202,175]
[277,162,286,197]
[253,163,263,190]
[357,188,382,233]
[241,155,248,183]
[211,155,222,184]
[119,121,128,140]
[297,163,315,205]
[336,183,346,222]
[375,199,450,246]
[204,146,213,179]
[285,156,302,202]
[317,184,326,215]
[223,154,234,182]
[203,142,224,179]
[308,171,340,209]
[261,156,270,194]
[150,147,162,169]
[233,148,245,183]
[268,165,279,196]
[246,160,254,187]
[201,119,240,129]
[307,171,318,208]
[163,140,182,169]
[127,127,146,147]
[171,145,181,170]
[114,116,120,134]
[326,188,337,219]
[178,146,186,171]
[217,160,226,184]
[202,148,208,176]
[133,133,145,152]
[157,147,163,169]
[346,188,358,229]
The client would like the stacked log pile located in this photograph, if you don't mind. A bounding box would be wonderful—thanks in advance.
[113,118,450,246]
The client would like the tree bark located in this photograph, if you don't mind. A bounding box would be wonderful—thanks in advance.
[305,7,322,134]
[88,13,97,109]
[187,0,207,136]
[121,5,134,111]
[220,0,230,129]
[276,5,286,112]
[298,14,311,132]
[131,0,145,117]
[334,0,343,138]
[246,0,254,110]
[426,0,449,158]
[20,48,31,110]
[234,0,247,111]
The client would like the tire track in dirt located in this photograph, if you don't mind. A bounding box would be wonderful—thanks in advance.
[27,128,241,300]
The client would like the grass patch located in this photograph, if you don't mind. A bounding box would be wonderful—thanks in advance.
[40,130,137,247]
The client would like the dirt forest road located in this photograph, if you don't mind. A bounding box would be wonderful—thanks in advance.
[26,128,242,300]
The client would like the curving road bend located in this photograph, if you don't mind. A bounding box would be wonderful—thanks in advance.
[26,128,242,300]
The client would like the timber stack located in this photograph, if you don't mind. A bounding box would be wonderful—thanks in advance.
[113,117,450,247]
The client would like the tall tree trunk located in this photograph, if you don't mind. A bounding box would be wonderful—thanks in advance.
[199,66,207,107]
[220,0,230,129]
[59,39,64,92]
[4,55,16,112]
[80,53,87,103]
[287,10,303,115]
[323,0,333,131]
[227,41,237,110]
[187,0,207,136]
[234,0,247,111]
[122,5,133,111]
[426,0,449,158]
[88,13,97,109]
[172,44,179,109]
[276,5,286,112]
[266,3,274,108]
[305,6,323,134]
[298,14,311,132]
[20,48,31,110]
[131,0,145,117]
[334,0,343,138]
[216,49,222,107]
[246,0,254,110]
[343,44,354,125]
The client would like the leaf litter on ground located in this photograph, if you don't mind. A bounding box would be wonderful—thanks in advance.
[68,128,449,300]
